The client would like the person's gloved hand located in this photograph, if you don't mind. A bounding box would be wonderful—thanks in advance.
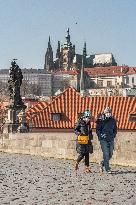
[75,131,80,136]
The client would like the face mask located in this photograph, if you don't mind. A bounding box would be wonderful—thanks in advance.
[83,117,90,122]
[105,113,111,118]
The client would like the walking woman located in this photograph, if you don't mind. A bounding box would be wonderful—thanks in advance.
[74,110,93,173]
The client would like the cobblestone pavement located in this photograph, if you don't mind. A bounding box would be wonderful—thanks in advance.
[0,153,136,205]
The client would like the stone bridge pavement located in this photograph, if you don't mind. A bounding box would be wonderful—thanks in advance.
[0,153,136,205]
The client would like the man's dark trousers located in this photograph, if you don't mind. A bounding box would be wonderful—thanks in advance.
[100,140,114,171]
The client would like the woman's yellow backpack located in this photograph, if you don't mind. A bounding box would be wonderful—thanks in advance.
[77,135,89,144]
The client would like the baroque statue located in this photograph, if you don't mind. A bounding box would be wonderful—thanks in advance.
[8,60,24,107]
[2,60,28,133]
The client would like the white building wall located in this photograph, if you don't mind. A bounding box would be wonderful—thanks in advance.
[0,74,9,83]
[93,54,112,65]
[0,69,52,96]
[38,74,52,96]
[123,74,136,88]
[90,76,123,88]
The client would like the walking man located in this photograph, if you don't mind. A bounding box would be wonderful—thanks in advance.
[75,110,93,173]
[96,107,117,174]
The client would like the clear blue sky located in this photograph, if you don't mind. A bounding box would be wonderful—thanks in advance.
[0,0,136,69]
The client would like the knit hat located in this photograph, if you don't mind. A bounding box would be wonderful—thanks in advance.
[83,110,91,118]
[104,107,112,114]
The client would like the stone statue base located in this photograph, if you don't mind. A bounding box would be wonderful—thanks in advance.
[2,105,28,134]
[2,122,19,134]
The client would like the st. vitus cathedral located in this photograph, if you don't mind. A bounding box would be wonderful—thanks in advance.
[44,28,117,71]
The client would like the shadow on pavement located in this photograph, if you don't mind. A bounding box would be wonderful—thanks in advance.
[112,170,136,175]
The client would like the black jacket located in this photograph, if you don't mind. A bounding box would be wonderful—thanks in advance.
[96,116,117,142]
[75,118,93,154]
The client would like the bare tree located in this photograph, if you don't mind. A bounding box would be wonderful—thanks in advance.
[61,78,70,90]
[0,81,10,102]
[21,80,42,97]
[0,82,9,129]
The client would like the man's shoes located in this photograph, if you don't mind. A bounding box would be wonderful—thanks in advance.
[106,170,112,174]
[75,163,79,170]
[84,166,92,173]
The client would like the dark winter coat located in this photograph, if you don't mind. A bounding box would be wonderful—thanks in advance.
[96,116,117,142]
[75,118,93,154]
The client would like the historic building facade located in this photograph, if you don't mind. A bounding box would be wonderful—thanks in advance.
[0,65,135,97]
[0,69,52,96]
[44,28,117,71]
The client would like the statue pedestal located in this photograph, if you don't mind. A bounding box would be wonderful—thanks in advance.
[2,122,19,134]
[2,106,27,134]
[7,109,16,123]
[17,109,28,133]
[3,108,19,133]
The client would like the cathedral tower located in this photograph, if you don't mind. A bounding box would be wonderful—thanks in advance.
[44,36,54,71]
[55,41,62,69]
[80,57,85,92]
[61,28,75,70]
[83,42,87,67]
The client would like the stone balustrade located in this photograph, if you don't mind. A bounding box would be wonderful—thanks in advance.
[0,131,136,167]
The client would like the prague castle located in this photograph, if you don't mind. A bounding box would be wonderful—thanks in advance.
[0,29,135,98]
[44,28,117,71]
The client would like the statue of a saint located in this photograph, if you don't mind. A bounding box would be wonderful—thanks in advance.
[2,60,28,134]
[8,60,24,107]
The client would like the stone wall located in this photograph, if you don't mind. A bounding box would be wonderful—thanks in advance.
[0,131,136,167]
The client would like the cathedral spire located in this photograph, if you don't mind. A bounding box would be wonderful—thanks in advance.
[44,36,54,71]
[48,36,51,47]
[80,55,85,93]
[80,43,87,92]
[65,28,70,44]
[67,28,69,35]
[56,41,60,58]
[83,42,87,57]
[83,42,87,67]
[55,41,61,69]
[61,28,74,70]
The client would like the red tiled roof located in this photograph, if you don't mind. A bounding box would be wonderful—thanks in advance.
[26,101,49,120]
[129,110,136,115]
[27,87,136,130]
[85,66,136,77]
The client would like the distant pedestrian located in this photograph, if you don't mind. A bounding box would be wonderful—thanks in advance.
[96,107,117,174]
[74,110,93,173]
